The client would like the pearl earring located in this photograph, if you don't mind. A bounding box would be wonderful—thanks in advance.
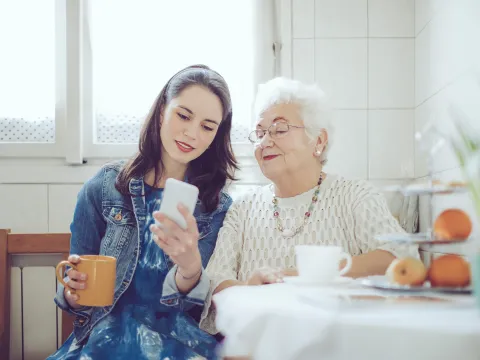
[315,150,321,156]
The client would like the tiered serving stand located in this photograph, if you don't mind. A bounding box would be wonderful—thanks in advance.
[361,127,472,294]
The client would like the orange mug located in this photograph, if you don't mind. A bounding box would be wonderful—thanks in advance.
[56,255,116,307]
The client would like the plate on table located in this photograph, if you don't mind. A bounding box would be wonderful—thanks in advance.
[283,276,352,287]
[375,232,469,245]
[360,275,472,294]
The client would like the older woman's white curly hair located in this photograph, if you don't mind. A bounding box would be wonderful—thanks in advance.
[253,77,334,165]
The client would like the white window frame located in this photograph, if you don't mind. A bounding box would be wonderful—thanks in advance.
[1,0,289,163]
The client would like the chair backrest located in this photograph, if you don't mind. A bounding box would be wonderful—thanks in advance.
[0,229,74,359]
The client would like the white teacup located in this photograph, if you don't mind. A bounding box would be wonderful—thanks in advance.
[295,245,352,283]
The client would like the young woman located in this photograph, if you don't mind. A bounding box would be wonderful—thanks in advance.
[48,65,238,360]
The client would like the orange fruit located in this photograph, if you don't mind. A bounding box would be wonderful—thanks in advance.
[428,254,471,287]
[433,209,472,241]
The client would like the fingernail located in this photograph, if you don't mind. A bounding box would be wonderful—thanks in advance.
[80,274,87,280]
[153,211,164,220]
[178,203,185,210]
[73,295,79,300]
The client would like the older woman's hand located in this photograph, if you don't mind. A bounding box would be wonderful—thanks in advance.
[150,204,202,276]
[246,267,297,285]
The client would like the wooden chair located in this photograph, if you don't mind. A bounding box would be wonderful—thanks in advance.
[0,229,75,359]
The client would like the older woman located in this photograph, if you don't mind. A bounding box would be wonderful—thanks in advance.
[200,77,418,334]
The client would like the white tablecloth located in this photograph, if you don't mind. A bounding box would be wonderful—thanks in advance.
[213,279,480,360]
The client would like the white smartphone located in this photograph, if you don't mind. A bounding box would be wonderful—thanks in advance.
[156,178,199,230]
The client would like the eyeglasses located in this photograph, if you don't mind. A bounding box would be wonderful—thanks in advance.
[248,121,306,145]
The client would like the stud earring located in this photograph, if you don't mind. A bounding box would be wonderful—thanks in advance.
[315,150,321,156]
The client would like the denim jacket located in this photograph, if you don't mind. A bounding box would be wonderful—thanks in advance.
[54,161,232,344]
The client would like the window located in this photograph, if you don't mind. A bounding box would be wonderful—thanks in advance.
[0,0,56,144]
[89,0,256,149]
[0,0,276,160]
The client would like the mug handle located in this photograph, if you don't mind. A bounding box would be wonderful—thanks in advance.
[55,261,76,293]
[338,252,352,276]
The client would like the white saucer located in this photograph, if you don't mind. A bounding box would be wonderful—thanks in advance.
[283,276,351,287]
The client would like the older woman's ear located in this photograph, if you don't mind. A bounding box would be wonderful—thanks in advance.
[314,129,329,157]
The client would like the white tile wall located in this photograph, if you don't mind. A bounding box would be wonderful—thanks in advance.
[368,110,414,179]
[368,0,415,37]
[293,39,315,84]
[415,0,440,35]
[314,0,368,38]
[415,71,480,176]
[292,0,315,38]
[48,185,82,233]
[414,99,432,178]
[415,1,480,105]
[0,185,48,233]
[315,39,368,109]
[290,0,415,181]
[368,39,415,108]
[414,24,432,106]
[325,110,368,179]
[443,73,480,134]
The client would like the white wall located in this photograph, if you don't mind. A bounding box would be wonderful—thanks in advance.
[415,0,480,257]
[289,0,415,181]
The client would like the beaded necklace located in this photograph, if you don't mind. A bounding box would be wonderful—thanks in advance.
[272,174,323,237]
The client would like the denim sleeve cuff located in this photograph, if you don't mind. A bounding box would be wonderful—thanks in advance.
[160,265,210,307]
[54,277,93,320]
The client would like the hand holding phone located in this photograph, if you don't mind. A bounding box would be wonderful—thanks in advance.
[150,178,203,277]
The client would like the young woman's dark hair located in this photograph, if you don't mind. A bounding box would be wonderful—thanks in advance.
[116,64,238,212]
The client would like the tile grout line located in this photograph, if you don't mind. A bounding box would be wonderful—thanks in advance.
[313,0,315,83]
[290,0,294,77]
[413,0,417,179]
[367,0,370,179]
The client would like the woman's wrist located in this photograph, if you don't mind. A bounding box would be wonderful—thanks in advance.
[177,265,202,280]
[177,256,203,278]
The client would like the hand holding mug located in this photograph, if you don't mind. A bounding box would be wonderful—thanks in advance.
[61,255,87,309]
[56,255,116,307]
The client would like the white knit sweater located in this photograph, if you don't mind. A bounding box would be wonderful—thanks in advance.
[200,174,419,334]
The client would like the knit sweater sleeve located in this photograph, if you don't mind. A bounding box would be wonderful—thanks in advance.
[199,196,245,334]
[352,181,419,259]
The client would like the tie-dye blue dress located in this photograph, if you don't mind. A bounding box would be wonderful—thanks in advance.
[48,185,220,360]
